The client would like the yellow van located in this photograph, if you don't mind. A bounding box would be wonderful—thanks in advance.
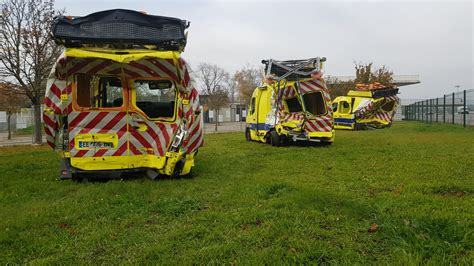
[332,84,399,130]
[43,9,203,180]
[245,58,334,146]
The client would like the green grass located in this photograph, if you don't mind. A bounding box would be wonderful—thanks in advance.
[14,125,44,136]
[0,121,473,264]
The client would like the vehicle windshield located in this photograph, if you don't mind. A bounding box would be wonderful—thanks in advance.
[302,92,326,115]
[134,80,176,119]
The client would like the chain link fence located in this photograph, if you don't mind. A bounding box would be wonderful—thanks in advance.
[403,90,474,127]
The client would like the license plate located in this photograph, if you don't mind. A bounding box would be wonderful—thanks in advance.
[78,141,114,149]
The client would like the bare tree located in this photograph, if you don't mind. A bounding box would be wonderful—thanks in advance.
[233,66,261,104]
[195,63,230,131]
[0,0,63,144]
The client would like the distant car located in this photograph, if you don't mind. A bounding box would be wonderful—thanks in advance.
[457,107,470,114]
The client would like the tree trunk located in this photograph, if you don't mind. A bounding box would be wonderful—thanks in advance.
[214,109,218,132]
[7,111,12,140]
[33,104,42,144]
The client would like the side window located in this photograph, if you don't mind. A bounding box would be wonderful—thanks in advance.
[134,80,176,118]
[339,101,351,114]
[250,97,256,115]
[332,102,338,112]
[75,74,123,108]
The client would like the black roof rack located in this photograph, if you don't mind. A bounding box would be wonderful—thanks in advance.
[262,57,326,81]
[52,9,189,51]
[372,88,399,98]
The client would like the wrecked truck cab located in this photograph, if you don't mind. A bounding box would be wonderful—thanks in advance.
[333,83,400,130]
[43,9,203,179]
[245,58,335,146]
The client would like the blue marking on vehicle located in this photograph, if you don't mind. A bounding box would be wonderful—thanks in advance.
[249,123,272,131]
[334,118,354,123]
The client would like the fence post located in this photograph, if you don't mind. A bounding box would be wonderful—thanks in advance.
[443,94,446,123]
[452,92,455,124]
[430,99,433,123]
[421,100,424,122]
[418,101,420,121]
[463,90,466,127]
[436,98,438,123]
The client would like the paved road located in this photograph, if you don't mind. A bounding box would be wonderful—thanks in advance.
[0,132,46,147]
[204,122,246,134]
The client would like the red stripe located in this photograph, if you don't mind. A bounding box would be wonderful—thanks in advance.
[108,67,122,75]
[65,103,72,114]
[123,67,143,78]
[50,84,61,98]
[113,142,128,156]
[69,112,89,129]
[44,98,61,113]
[43,114,58,130]
[69,139,75,150]
[186,134,202,153]
[158,123,171,150]
[75,149,88,157]
[81,112,109,133]
[97,112,126,133]
[47,140,55,148]
[151,60,178,81]
[67,58,96,75]
[86,59,113,74]
[44,126,53,138]
[129,142,141,155]
[130,129,153,149]
[129,61,158,76]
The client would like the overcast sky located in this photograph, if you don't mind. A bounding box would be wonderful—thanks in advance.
[55,0,473,99]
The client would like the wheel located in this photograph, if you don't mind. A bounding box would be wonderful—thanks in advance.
[245,128,251,141]
[269,130,281,147]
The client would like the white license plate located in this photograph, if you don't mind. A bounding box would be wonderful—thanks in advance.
[78,141,114,149]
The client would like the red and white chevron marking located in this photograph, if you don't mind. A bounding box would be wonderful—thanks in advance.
[281,85,297,99]
[278,112,304,122]
[128,114,178,157]
[68,111,128,157]
[64,57,180,81]
[44,79,73,115]
[305,115,333,132]
[299,79,332,103]
[182,87,203,153]
[43,112,58,148]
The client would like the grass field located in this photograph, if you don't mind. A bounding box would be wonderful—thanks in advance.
[0,121,473,264]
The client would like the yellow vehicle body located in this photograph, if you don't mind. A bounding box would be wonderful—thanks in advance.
[245,78,335,146]
[333,89,399,130]
[43,10,202,179]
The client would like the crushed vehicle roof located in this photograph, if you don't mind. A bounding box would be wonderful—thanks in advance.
[52,9,189,51]
[262,58,326,81]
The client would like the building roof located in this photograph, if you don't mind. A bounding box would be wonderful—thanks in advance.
[332,75,420,87]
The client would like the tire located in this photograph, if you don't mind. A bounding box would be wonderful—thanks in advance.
[245,128,251,141]
[270,130,281,147]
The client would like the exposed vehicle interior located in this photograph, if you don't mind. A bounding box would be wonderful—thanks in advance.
[134,79,176,118]
[303,92,326,115]
[75,74,123,108]
[285,97,303,112]
[381,100,396,112]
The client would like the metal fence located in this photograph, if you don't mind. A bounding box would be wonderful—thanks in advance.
[403,90,474,127]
